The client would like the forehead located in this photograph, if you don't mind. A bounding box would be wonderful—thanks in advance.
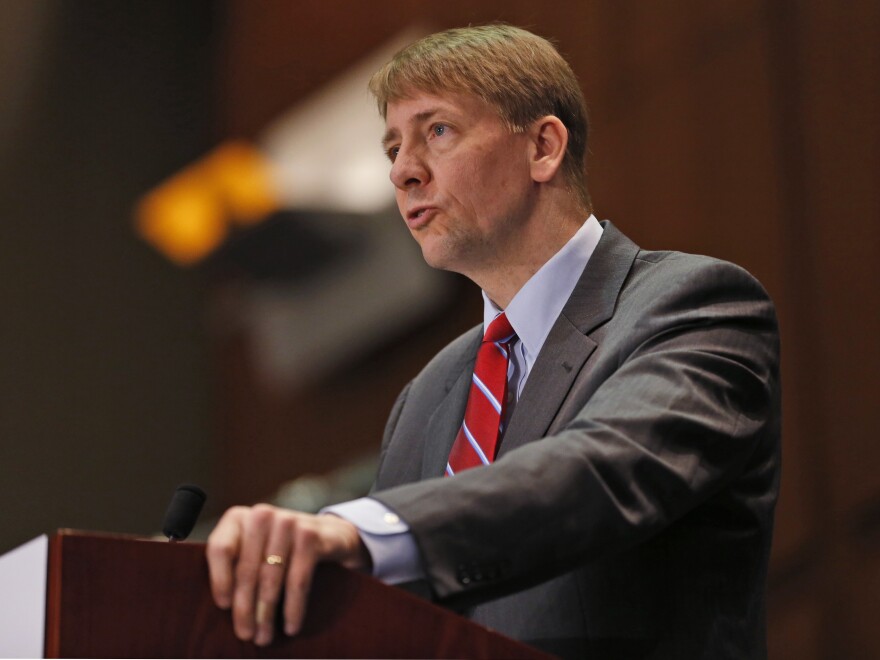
[383,90,500,137]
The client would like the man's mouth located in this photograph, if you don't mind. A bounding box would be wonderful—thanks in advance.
[407,206,435,227]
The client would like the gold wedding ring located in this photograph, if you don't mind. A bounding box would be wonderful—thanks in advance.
[255,601,271,625]
[265,554,284,566]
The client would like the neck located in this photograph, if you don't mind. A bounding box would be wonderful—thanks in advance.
[475,200,586,309]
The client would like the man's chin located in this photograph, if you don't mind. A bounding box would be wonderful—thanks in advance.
[414,235,469,275]
[419,249,450,271]
[414,238,448,270]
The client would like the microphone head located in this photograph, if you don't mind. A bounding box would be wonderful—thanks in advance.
[162,484,207,541]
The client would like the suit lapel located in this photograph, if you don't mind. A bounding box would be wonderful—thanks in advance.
[562,221,640,335]
[499,318,596,455]
[499,221,640,455]
[420,330,481,479]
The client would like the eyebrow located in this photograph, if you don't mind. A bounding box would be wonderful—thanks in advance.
[381,108,442,149]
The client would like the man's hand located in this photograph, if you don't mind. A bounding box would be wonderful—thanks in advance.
[206,504,370,647]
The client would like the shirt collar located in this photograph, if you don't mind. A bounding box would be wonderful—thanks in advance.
[483,215,603,360]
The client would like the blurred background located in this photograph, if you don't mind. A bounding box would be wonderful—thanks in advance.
[0,1,877,657]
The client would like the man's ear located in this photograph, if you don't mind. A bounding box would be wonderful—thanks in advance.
[528,116,568,183]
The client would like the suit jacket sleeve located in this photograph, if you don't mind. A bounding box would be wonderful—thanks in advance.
[371,234,781,609]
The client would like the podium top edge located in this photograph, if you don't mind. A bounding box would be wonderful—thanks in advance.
[53,529,203,545]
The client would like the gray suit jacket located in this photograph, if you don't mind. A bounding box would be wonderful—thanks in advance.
[372,222,781,659]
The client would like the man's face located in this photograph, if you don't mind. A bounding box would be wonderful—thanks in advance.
[382,90,535,277]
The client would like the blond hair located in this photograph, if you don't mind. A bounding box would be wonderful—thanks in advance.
[369,24,591,212]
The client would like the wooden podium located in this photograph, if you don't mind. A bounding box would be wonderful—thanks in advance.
[29,530,548,658]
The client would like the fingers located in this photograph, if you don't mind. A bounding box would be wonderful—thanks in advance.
[205,506,247,610]
[204,505,369,646]
[253,514,294,646]
[283,522,320,636]
[231,504,276,643]
[282,515,370,635]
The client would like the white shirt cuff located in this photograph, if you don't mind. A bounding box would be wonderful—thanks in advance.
[321,497,425,585]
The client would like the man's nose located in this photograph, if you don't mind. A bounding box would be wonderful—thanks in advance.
[390,146,429,190]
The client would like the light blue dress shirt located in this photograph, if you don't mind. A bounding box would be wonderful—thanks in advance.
[324,216,604,583]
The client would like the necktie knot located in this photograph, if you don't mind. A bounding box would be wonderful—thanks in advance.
[484,312,516,345]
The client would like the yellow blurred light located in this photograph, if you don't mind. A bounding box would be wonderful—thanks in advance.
[134,141,280,265]
[208,142,279,226]
[136,175,228,266]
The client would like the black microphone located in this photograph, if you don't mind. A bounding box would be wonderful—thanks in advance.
[162,484,207,541]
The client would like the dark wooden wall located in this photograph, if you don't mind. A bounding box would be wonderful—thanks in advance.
[0,1,215,556]
[212,2,880,657]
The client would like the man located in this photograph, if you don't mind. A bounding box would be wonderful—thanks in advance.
[207,25,780,658]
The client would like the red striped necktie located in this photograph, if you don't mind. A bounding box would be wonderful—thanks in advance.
[446,313,517,475]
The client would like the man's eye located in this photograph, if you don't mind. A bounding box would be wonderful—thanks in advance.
[388,146,400,161]
[432,124,447,137]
